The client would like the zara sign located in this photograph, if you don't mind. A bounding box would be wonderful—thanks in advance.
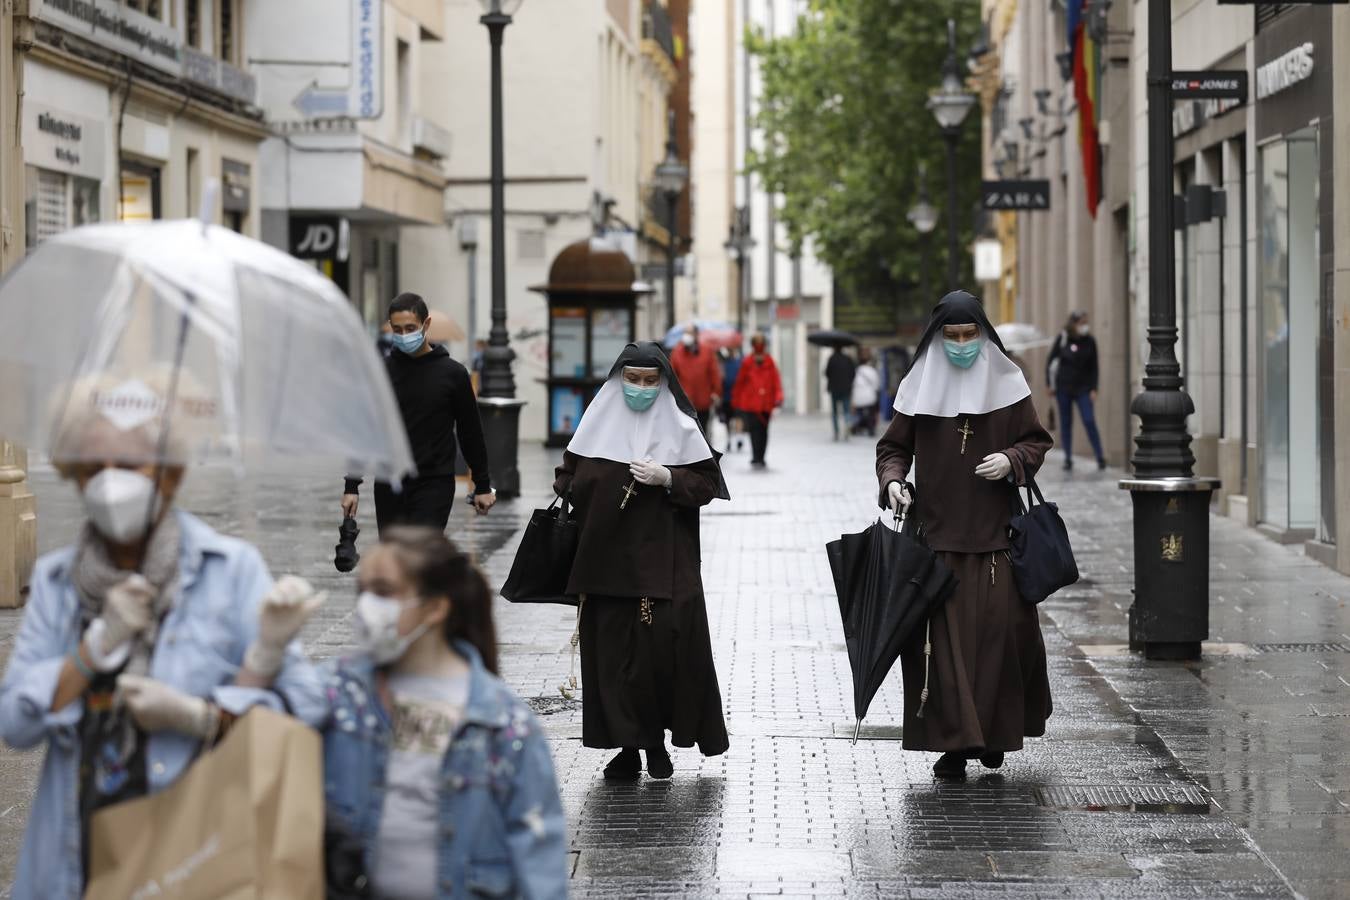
[981,180,1051,212]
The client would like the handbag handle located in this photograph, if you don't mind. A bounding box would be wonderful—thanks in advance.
[550,492,573,525]
[1012,476,1048,516]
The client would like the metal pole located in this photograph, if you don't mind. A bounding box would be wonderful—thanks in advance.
[1130,0,1194,476]
[480,13,515,400]
[666,190,678,333]
[741,0,753,332]
[735,249,746,337]
[944,127,960,291]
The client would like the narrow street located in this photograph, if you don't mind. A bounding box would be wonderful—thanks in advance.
[1,415,1347,897]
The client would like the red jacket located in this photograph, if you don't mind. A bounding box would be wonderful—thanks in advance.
[732,352,784,415]
[670,344,723,411]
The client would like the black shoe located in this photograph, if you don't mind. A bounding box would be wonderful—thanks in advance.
[1097,457,1107,471]
[603,748,641,780]
[979,751,1005,770]
[645,745,673,780]
[1062,459,1073,471]
[933,752,967,779]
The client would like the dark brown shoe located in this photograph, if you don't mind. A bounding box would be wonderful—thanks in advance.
[603,748,641,780]
[645,745,673,779]
[979,751,1005,770]
[933,752,967,779]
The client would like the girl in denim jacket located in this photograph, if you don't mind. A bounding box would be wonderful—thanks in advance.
[322,527,567,899]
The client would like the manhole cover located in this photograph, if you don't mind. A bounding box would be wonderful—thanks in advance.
[526,696,582,716]
[1035,784,1211,813]
[1253,642,1350,653]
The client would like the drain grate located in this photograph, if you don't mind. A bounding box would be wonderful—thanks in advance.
[526,696,582,716]
[1035,784,1211,813]
[1252,642,1350,653]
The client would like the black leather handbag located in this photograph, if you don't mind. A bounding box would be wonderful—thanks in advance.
[500,494,580,606]
[1007,477,1079,605]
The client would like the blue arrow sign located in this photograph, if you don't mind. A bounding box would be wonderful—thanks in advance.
[293,83,350,117]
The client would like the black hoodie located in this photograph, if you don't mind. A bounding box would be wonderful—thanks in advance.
[345,344,491,494]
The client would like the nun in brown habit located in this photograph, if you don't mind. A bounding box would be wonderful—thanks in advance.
[554,342,730,779]
[876,291,1054,779]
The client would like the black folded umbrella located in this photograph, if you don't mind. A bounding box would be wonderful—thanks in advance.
[827,501,958,742]
[334,515,361,574]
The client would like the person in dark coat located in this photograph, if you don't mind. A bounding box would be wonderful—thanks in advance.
[876,291,1054,780]
[1045,310,1105,471]
[342,293,496,536]
[825,348,857,441]
[553,342,730,780]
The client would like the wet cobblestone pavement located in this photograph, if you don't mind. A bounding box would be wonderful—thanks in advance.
[2,415,1347,897]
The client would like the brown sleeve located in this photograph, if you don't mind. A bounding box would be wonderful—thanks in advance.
[553,451,578,497]
[1002,396,1053,485]
[875,413,915,508]
[667,457,721,509]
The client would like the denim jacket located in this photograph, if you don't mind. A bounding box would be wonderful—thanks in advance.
[322,641,568,899]
[0,511,326,900]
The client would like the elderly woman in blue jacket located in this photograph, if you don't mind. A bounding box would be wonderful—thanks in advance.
[0,376,325,900]
[323,526,567,900]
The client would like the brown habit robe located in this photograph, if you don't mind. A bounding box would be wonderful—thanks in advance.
[554,451,729,756]
[875,394,1054,754]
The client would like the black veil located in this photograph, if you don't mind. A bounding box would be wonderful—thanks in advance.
[901,290,1008,380]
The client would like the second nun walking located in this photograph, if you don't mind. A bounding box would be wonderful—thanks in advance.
[554,342,731,779]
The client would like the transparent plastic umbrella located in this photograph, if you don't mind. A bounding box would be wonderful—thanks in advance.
[0,220,413,482]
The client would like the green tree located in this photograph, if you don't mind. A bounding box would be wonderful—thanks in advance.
[749,0,983,321]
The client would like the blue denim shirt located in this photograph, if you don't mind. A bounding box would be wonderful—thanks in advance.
[0,511,326,900]
[322,642,568,899]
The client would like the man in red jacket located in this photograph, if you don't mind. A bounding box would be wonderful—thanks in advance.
[670,325,723,433]
[731,333,784,469]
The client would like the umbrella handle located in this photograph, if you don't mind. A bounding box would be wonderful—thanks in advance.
[852,718,862,745]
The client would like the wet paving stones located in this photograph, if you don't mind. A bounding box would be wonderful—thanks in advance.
[3,416,1347,896]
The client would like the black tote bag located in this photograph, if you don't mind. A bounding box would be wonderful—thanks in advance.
[1007,477,1079,605]
[500,495,580,606]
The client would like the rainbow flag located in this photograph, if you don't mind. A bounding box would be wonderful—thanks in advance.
[1067,0,1102,217]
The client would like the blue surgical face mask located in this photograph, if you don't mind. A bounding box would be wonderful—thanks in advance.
[943,338,983,369]
[392,329,426,355]
[622,382,660,412]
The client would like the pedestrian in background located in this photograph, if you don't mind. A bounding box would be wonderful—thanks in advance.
[825,346,857,441]
[732,334,784,469]
[876,291,1053,780]
[342,293,496,536]
[554,343,730,780]
[0,375,325,899]
[719,346,745,453]
[670,324,723,434]
[850,349,881,437]
[1045,310,1105,471]
[322,527,567,899]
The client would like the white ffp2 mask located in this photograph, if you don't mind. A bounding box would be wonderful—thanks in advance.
[82,468,160,545]
[353,591,430,664]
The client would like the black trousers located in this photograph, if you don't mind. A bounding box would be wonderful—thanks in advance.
[695,408,711,434]
[373,475,456,537]
[745,412,770,463]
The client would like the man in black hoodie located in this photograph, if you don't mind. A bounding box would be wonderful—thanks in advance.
[341,293,495,534]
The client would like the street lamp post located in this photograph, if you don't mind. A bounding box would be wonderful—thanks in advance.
[1118,0,1218,661]
[723,206,753,337]
[907,164,938,303]
[477,0,526,497]
[926,19,975,292]
[653,110,689,334]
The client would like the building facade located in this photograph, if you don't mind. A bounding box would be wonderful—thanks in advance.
[989,0,1350,576]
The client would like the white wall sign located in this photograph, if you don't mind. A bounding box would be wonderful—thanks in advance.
[31,0,181,75]
[1256,43,1314,101]
[973,239,1003,282]
[292,0,384,119]
[21,102,105,180]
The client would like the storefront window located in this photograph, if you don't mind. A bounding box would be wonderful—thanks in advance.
[550,308,587,378]
[24,165,101,253]
[1259,126,1320,531]
[590,307,631,376]
[119,163,161,222]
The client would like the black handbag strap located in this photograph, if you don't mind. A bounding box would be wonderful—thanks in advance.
[550,492,573,525]
[1011,476,1047,516]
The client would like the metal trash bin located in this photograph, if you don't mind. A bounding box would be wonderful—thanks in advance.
[1117,477,1220,660]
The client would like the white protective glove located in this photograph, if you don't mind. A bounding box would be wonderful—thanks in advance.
[117,674,219,739]
[974,452,1012,481]
[629,458,673,488]
[886,481,913,516]
[84,574,156,673]
[244,575,326,679]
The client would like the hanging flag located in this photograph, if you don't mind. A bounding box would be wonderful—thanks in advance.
[1066,0,1102,217]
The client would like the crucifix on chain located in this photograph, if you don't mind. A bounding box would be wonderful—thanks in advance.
[957,418,974,455]
[620,479,639,510]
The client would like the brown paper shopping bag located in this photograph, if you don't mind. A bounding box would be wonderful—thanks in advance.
[85,706,323,900]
